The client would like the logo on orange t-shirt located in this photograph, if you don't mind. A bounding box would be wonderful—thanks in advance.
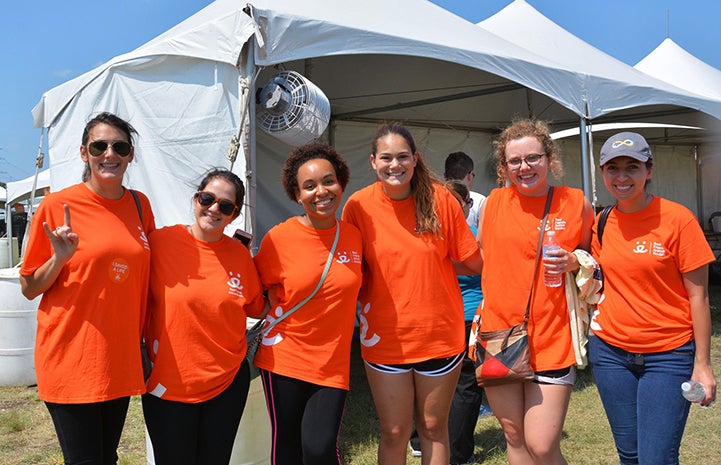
[227,271,245,297]
[632,240,666,257]
[109,258,130,283]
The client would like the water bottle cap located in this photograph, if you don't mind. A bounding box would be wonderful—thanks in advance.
[681,381,692,391]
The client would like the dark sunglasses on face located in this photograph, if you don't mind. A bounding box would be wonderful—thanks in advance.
[88,140,132,157]
[194,191,238,216]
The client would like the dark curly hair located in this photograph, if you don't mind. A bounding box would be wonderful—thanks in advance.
[281,142,350,201]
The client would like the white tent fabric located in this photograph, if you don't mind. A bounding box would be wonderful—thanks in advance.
[479,0,721,222]
[635,38,721,225]
[636,38,721,101]
[6,169,50,205]
[30,0,721,238]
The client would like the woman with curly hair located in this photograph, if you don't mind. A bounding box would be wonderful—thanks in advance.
[253,142,363,465]
[342,122,482,465]
[478,119,594,465]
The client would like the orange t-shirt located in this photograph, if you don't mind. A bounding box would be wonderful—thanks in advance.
[590,196,714,353]
[253,218,362,390]
[481,185,587,371]
[342,182,478,364]
[21,184,155,403]
[144,225,264,402]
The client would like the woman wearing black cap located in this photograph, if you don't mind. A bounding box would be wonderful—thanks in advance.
[589,131,717,465]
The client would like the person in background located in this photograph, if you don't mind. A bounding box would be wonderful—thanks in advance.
[142,168,265,465]
[19,112,155,465]
[253,142,363,465]
[447,180,485,465]
[589,132,717,465]
[478,119,594,465]
[11,202,28,254]
[343,122,483,465]
[444,151,485,228]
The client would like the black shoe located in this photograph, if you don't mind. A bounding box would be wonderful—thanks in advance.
[409,438,422,457]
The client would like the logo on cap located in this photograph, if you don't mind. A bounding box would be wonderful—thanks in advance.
[611,139,635,149]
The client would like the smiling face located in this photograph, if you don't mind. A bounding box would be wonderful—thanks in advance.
[80,123,134,192]
[371,133,418,200]
[296,158,343,229]
[602,156,652,209]
[193,177,239,239]
[504,136,549,197]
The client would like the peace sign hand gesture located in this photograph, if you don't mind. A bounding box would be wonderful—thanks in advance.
[42,204,79,264]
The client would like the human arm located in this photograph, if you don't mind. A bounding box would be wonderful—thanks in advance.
[19,204,78,300]
[683,265,717,407]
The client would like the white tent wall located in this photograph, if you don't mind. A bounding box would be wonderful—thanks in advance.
[556,139,698,214]
[44,56,247,230]
[700,144,721,227]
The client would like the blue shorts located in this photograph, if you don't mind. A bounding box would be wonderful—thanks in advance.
[365,351,465,377]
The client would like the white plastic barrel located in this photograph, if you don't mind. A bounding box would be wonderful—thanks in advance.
[0,267,40,386]
[0,239,8,268]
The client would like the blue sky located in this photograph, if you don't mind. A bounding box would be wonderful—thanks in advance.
[1,0,719,182]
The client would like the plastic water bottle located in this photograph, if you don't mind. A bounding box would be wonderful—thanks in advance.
[543,231,562,287]
[681,380,706,402]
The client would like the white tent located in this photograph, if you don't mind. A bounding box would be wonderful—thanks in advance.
[479,0,721,221]
[6,169,50,206]
[635,38,721,225]
[31,0,721,241]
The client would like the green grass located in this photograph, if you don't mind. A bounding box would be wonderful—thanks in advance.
[1,286,720,464]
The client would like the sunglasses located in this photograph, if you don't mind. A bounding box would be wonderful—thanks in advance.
[88,140,132,157]
[194,191,238,216]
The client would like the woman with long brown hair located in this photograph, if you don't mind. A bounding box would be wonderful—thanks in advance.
[343,122,482,465]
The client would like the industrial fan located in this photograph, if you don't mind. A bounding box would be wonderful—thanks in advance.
[256,70,331,146]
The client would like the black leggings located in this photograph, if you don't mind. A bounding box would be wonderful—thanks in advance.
[45,396,130,465]
[260,369,347,465]
[142,361,251,465]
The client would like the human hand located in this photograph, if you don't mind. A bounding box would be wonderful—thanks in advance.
[542,247,579,275]
[42,204,79,263]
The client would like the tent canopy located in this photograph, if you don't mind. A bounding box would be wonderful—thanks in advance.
[6,170,51,206]
[29,0,721,236]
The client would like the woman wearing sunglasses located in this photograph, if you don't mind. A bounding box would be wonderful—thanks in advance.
[478,119,594,465]
[253,143,362,465]
[20,112,155,465]
[142,168,265,465]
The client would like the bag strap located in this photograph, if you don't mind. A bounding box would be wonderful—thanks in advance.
[597,205,614,247]
[523,186,554,323]
[129,189,143,226]
[261,220,341,336]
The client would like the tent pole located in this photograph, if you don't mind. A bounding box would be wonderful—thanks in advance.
[695,145,703,224]
[579,117,593,204]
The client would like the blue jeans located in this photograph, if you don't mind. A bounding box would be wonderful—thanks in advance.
[588,335,694,465]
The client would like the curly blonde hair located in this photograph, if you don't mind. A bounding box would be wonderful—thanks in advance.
[493,119,564,186]
[372,122,443,236]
